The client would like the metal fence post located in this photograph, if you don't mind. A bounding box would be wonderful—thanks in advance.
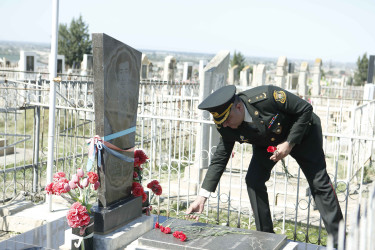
[33,74,42,193]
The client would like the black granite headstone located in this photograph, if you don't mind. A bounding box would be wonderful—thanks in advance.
[92,33,142,234]
[138,219,286,250]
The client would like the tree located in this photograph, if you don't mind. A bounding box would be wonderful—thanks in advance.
[230,50,246,72]
[353,53,369,86]
[58,15,92,68]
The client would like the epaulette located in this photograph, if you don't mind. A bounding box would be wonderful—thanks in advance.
[240,86,269,104]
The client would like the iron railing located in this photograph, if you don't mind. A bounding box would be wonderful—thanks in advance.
[0,77,374,246]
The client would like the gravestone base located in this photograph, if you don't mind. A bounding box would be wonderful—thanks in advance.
[93,195,142,235]
[138,219,287,250]
[94,214,153,250]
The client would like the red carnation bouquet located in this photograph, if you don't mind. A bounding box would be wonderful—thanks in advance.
[132,149,162,213]
[45,169,100,233]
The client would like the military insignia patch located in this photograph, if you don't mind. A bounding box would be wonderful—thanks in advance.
[240,135,249,143]
[273,90,286,104]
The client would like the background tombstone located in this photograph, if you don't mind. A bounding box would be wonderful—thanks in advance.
[253,64,266,86]
[251,64,257,86]
[311,58,322,96]
[199,59,208,82]
[364,55,375,101]
[141,54,151,79]
[49,54,65,75]
[163,56,176,82]
[18,50,37,79]
[81,54,93,75]
[92,33,142,234]
[192,50,230,186]
[182,62,193,81]
[240,65,251,88]
[275,56,287,88]
[297,62,309,97]
[228,65,239,84]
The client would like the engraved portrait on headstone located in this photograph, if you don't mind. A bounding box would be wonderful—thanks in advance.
[102,46,140,204]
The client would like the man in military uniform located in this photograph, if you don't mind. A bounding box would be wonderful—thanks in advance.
[186,85,343,244]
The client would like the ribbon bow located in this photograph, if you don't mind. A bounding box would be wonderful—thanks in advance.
[86,135,134,172]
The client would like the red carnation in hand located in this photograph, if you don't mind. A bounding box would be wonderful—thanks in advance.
[267,146,277,153]
[163,227,171,234]
[155,222,160,229]
[134,149,148,167]
[87,172,99,184]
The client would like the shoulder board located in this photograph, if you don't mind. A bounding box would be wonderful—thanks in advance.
[239,86,269,104]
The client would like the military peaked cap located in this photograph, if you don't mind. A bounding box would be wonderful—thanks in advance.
[198,85,236,125]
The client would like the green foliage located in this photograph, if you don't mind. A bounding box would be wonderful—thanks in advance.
[58,15,92,68]
[353,53,369,86]
[230,50,246,72]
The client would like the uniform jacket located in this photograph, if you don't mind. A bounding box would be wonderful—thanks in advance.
[201,85,318,192]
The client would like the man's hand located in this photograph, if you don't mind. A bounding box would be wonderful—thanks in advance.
[185,195,207,221]
[270,141,294,162]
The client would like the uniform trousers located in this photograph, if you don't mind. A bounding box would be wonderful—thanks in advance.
[245,119,343,244]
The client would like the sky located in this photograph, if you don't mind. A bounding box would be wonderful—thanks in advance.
[0,0,374,63]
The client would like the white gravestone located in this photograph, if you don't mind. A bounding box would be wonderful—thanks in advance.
[195,50,230,177]
[297,62,309,96]
[275,56,287,88]
[254,64,266,86]
[182,62,193,81]
[228,65,239,84]
[311,58,322,96]
[240,65,251,88]
[163,56,176,82]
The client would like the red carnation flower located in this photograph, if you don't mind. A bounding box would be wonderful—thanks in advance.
[134,149,148,167]
[155,222,160,229]
[152,184,162,196]
[66,202,90,228]
[160,226,165,232]
[179,232,187,242]
[132,182,144,198]
[267,146,277,153]
[142,191,147,203]
[45,182,55,195]
[133,171,139,179]
[52,178,69,195]
[53,172,65,182]
[163,227,171,234]
[87,171,99,184]
[147,180,159,189]
[147,180,162,196]
[173,231,180,238]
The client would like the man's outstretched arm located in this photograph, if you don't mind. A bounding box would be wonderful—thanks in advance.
[186,195,207,220]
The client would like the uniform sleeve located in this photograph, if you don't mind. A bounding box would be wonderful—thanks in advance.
[270,86,313,145]
[201,137,235,192]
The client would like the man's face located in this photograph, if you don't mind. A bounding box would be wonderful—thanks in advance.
[222,103,244,129]
[118,61,130,84]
